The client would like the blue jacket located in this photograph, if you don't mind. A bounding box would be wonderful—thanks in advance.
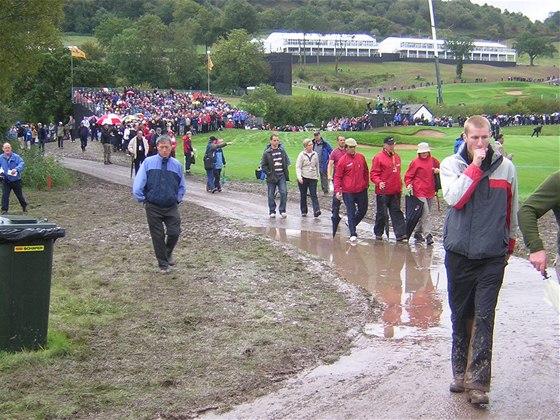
[312,138,333,172]
[0,151,25,182]
[132,154,186,207]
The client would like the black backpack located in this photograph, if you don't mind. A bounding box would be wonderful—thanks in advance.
[203,150,216,170]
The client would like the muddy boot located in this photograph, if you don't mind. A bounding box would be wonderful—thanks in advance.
[467,389,489,404]
[449,378,465,393]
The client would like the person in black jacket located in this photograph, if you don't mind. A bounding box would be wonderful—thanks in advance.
[261,133,290,218]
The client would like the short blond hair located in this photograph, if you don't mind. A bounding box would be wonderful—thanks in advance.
[464,115,491,135]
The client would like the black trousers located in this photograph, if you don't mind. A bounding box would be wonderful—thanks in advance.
[445,250,506,391]
[2,179,27,212]
[145,202,181,269]
[374,193,406,238]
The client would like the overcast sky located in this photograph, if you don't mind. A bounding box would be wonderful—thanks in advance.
[469,0,558,22]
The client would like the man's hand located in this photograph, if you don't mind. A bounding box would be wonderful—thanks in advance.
[529,250,548,275]
[379,181,386,190]
[473,148,487,167]
[335,192,342,201]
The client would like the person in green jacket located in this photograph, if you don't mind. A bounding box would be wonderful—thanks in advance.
[518,171,560,279]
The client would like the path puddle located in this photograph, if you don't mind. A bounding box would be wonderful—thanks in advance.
[255,227,452,339]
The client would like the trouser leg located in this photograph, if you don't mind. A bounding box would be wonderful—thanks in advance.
[354,189,368,226]
[2,180,12,212]
[278,175,287,214]
[319,170,328,193]
[342,193,358,236]
[374,194,387,237]
[298,180,308,214]
[308,179,320,213]
[145,203,180,269]
[446,251,505,391]
[10,180,27,210]
[387,193,406,237]
[267,182,277,214]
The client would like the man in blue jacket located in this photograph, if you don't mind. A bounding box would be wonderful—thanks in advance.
[312,130,333,195]
[133,135,186,274]
[0,142,28,215]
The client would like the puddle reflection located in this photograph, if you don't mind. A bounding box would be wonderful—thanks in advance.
[255,227,449,338]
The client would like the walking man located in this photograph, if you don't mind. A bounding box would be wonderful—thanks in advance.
[440,115,518,405]
[262,133,290,218]
[128,129,149,175]
[0,142,28,215]
[333,138,369,241]
[77,121,89,152]
[182,131,194,174]
[132,136,186,274]
[370,136,407,241]
[328,135,346,226]
[100,123,112,164]
[312,130,333,194]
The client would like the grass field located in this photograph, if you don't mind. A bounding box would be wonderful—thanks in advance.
[184,125,559,200]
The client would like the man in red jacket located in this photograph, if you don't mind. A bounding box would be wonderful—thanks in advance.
[404,142,440,245]
[370,136,407,241]
[333,138,369,242]
[182,131,194,174]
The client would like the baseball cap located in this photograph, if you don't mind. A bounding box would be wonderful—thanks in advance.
[384,136,395,145]
[345,138,357,147]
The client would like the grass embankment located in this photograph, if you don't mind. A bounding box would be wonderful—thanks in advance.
[186,125,559,199]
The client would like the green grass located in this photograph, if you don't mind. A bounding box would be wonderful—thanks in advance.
[61,33,97,47]
[185,126,559,199]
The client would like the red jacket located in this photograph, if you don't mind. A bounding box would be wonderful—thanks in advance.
[182,135,192,154]
[370,150,403,195]
[404,154,440,199]
[333,152,369,194]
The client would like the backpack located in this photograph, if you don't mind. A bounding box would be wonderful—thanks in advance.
[203,150,216,170]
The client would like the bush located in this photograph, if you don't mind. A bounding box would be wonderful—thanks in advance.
[16,144,74,190]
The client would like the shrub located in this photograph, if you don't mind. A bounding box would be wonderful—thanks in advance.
[15,144,74,190]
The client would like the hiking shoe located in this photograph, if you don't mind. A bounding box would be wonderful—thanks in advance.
[301,213,307,217]
[350,236,357,242]
[467,389,489,405]
[269,213,276,218]
[1,211,7,215]
[314,210,322,217]
[160,267,170,275]
[413,232,424,241]
[449,379,465,393]
[375,235,383,240]
[396,235,408,242]
[426,234,434,245]
[280,212,287,219]
[168,255,175,266]
[22,208,28,215]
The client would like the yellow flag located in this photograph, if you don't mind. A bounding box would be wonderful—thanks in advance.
[69,46,86,59]
[208,54,214,71]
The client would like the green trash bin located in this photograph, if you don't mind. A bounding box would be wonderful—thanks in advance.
[0,215,65,352]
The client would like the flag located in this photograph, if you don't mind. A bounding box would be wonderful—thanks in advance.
[69,46,86,59]
[207,54,214,71]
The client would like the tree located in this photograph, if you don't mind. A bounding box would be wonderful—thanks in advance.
[286,6,325,72]
[221,0,259,35]
[94,15,132,46]
[239,84,280,122]
[444,37,474,79]
[0,0,63,98]
[513,33,558,66]
[211,29,270,92]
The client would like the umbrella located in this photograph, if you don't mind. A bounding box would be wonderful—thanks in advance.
[405,194,424,239]
[332,214,341,237]
[304,123,315,128]
[97,113,123,125]
[126,90,135,95]
[124,114,140,123]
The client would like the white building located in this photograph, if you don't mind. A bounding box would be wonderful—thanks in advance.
[262,32,378,57]
[378,37,517,62]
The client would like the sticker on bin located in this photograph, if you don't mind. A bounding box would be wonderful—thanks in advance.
[14,245,45,252]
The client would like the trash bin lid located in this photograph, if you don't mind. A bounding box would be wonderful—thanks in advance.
[0,215,57,229]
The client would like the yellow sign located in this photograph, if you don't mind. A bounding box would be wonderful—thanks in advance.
[14,245,45,252]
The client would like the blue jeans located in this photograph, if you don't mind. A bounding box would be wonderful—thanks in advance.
[206,169,215,191]
[298,177,320,215]
[342,189,368,237]
[267,174,287,215]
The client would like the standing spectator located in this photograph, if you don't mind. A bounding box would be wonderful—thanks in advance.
[454,134,464,154]
[494,134,513,160]
[100,123,112,164]
[312,130,333,195]
[440,115,518,405]
[56,122,65,149]
[295,138,321,218]
[37,123,48,154]
[132,136,186,274]
[67,115,76,142]
[518,171,560,279]
[128,129,149,175]
[212,140,227,192]
[333,138,369,241]
[404,142,440,245]
[204,136,231,193]
[370,136,407,241]
[328,135,347,226]
[0,142,28,215]
[262,133,290,218]
[182,131,194,174]
[77,121,89,152]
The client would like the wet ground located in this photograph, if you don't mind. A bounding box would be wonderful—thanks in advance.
[62,156,560,419]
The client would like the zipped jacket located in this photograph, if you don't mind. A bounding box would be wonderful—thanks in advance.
[333,152,369,194]
[440,147,518,259]
[370,149,403,195]
[404,154,440,199]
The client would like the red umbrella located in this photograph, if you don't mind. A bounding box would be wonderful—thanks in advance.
[97,113,123,125]
[126,90,135,95]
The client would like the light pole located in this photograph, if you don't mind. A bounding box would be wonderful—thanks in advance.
[428,0,443,105]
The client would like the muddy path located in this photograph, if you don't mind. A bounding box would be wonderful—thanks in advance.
[60,156,559,419]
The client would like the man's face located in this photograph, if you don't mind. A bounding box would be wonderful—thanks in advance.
[314,133,322,142]
[270,136,280,149]
[346,145,356,156]
[157,141,172,158]
[337,137,346,148]
[384,143,395,154]
[3,143,12,156]
[464,126,491,157]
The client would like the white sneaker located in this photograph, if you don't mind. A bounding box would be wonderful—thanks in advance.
[270,213,276,218]
[350,236,357,242]
[280,213,287,218]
